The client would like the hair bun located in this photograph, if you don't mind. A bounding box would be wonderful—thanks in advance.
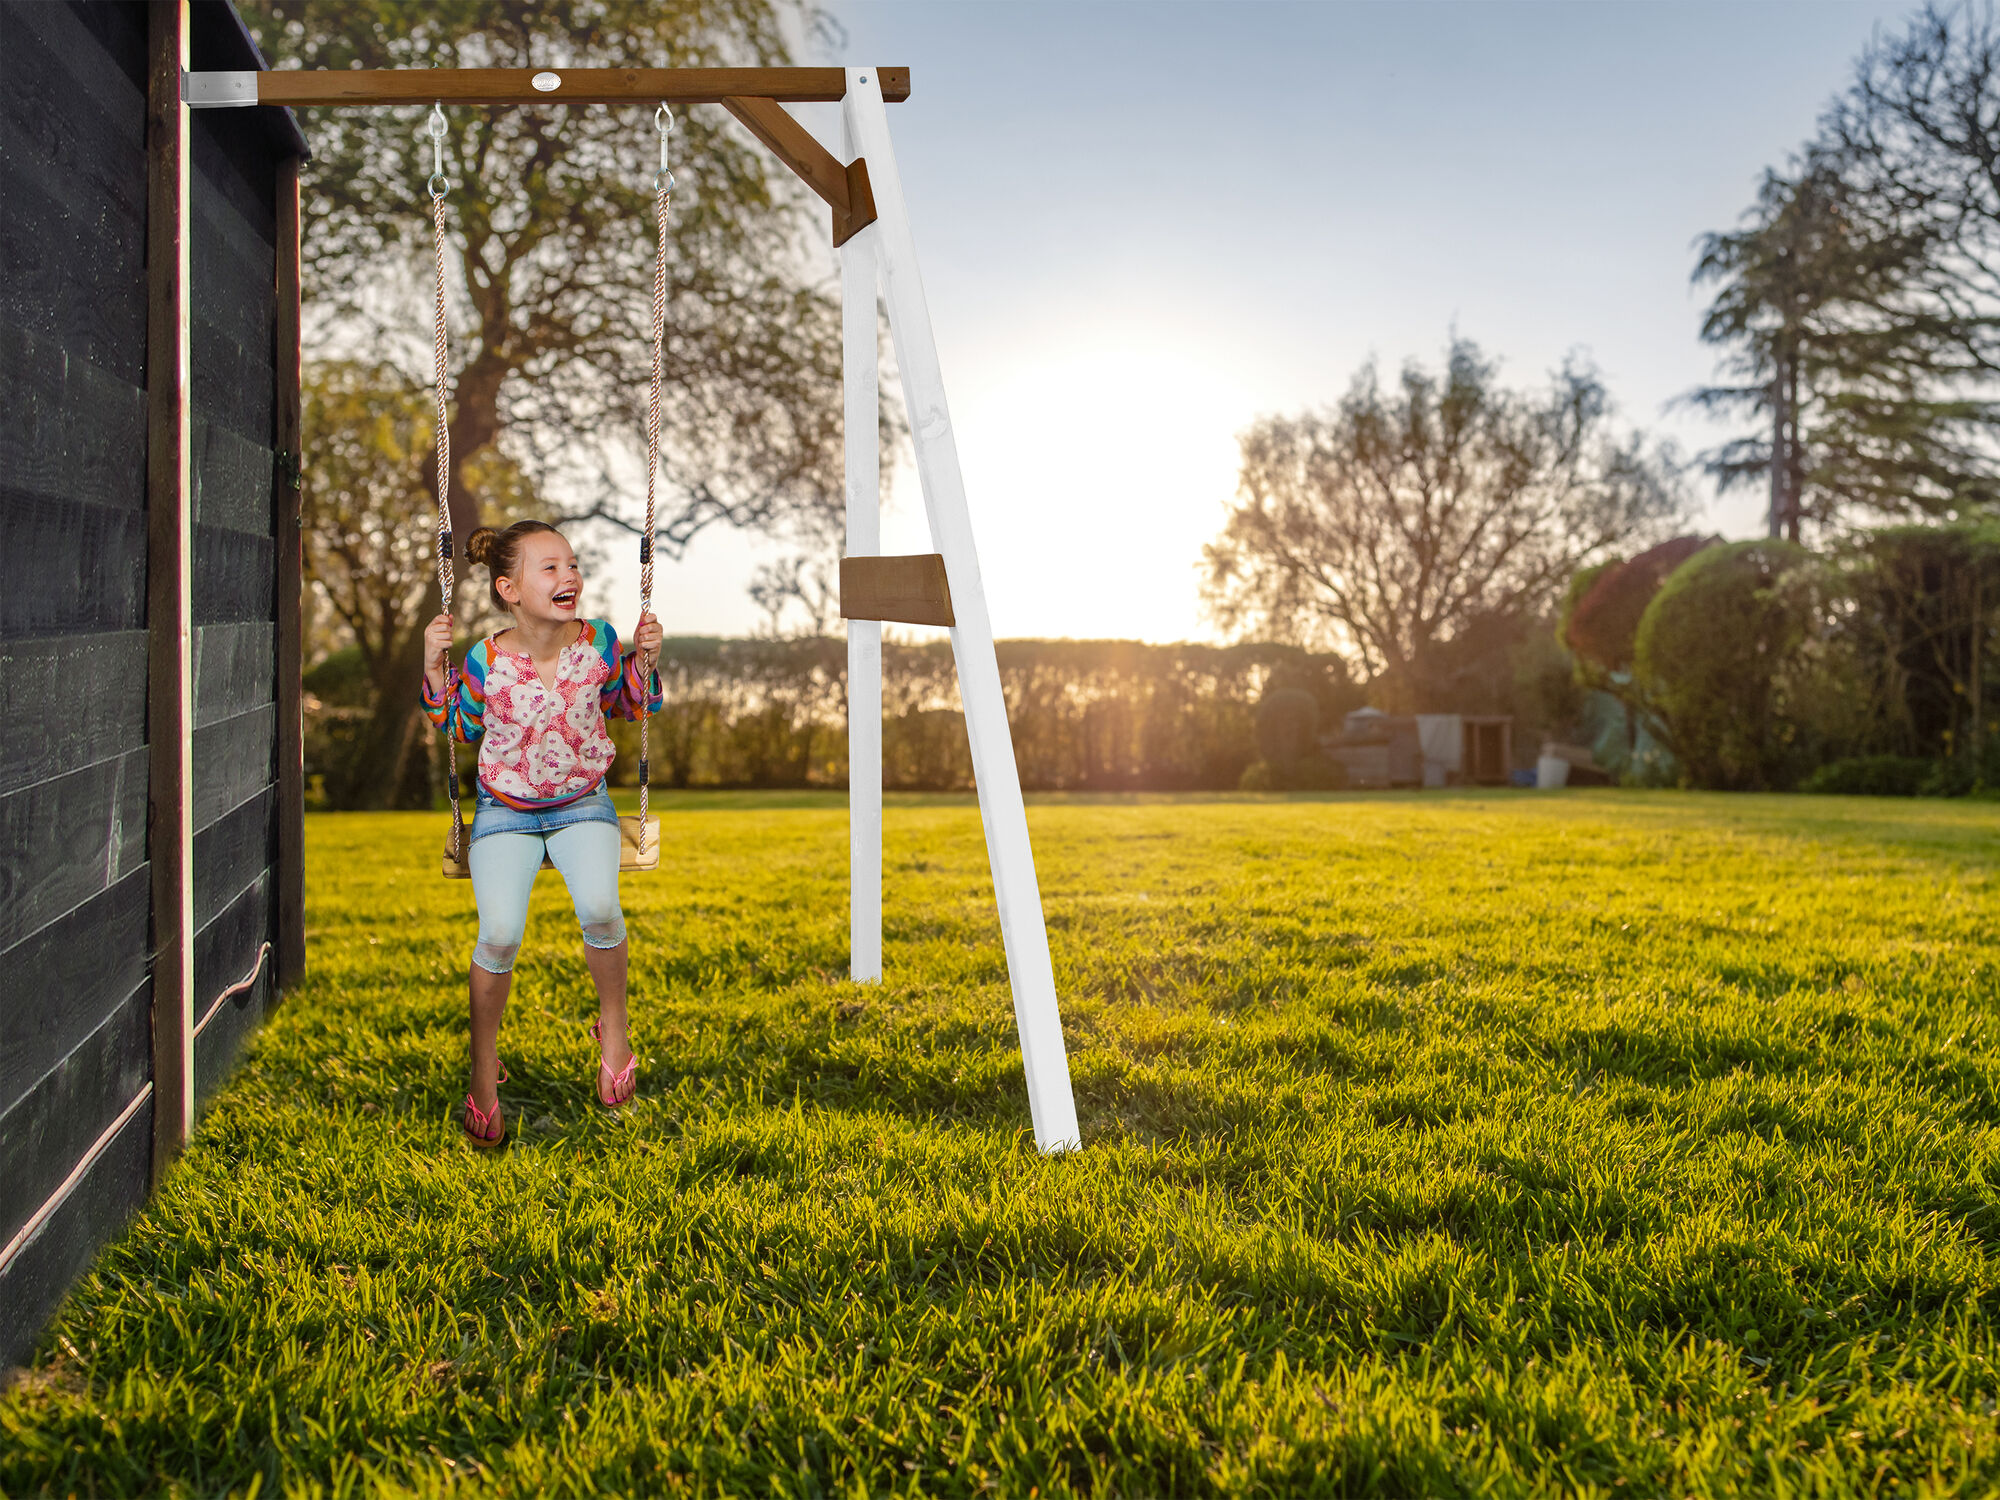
[465,527,499,567]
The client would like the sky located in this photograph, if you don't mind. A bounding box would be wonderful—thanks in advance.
[625,0,1921,644]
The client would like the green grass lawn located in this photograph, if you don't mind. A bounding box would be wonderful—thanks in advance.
[4,790,1998,1497]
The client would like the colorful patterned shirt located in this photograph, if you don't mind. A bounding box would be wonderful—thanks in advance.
[421,618,664,810]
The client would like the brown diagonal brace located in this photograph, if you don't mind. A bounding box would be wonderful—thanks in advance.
[722,96,879,247]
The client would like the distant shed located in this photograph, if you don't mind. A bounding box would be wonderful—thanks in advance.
[0,0,307,1367]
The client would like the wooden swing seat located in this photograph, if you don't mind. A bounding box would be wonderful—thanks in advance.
[442,814,661,880]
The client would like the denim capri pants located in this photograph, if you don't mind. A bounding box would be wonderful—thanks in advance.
[467,783,625,974]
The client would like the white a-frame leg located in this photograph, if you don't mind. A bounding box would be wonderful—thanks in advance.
[841,172,883,986]
[841,67,1080,1153]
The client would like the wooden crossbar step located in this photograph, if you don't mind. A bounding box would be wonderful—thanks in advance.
[840,553,955,627]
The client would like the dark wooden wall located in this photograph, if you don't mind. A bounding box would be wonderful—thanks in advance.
[187,8,283,1109]
[0,0,302,1369]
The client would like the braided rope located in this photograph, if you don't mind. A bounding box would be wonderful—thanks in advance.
[432,187,462,862]
[639,161,669,852]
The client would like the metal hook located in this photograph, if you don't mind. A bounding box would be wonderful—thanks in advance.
[427,102,448,193]
[653,102,674,192]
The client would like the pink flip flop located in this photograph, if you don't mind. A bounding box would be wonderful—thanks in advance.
[462,1092,505,1148]
[589,1021,637,1109]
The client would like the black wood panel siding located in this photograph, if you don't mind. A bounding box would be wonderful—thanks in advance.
[192,705,276,831]
[0,0,297,1374]
[0,1,156,1369]
[0,633,148,800]
[193,873,270,1112]
[194,788,274,932]
[194,419,278,536]
[0,1089,149,1370]
[191,319,277,451]
[30,0,148,97]
[0,980,149,1253]
[192,622,275,728]
[194,871,268,1015]
[0,868,149,1121]
[0,748,148,954]
[192,130,275,347]
[191,525,276,627]
[0,6,147,392]
[0,322,148,515]
[0,492,151,642]
[195,966,268,1113]
[0,14,146,234]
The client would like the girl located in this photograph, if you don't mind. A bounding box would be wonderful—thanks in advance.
[421,520,664,1148]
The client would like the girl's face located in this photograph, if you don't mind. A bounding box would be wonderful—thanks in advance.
[498,533,582,625]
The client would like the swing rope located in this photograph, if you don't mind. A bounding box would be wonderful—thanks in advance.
[638,105,673,857]
[427,104,463,866]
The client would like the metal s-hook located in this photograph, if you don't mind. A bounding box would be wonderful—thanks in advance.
[653,103,675,194]
[427,102,449,199]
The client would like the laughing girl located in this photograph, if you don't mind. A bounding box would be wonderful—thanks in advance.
[421,520,663,1147]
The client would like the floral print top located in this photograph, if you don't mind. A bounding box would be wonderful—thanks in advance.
[421,618,664,809]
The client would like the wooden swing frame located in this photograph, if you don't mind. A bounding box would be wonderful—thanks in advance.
[169,56,1080,1154]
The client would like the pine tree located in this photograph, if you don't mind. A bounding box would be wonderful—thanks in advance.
[1686,163,1979,539]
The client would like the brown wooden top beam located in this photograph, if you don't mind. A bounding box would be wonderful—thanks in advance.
[251,66,910,108]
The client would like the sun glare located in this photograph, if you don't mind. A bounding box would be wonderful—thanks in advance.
[891,340,1257,644]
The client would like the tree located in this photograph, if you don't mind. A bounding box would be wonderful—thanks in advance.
[1202,340,1685,711]
[1689,2,2000,536]
[241,0,859,802]
[301,360,536,805]
[1844,522,2000,765]
[1687,160,1982,539]
[1824,2,2000,400]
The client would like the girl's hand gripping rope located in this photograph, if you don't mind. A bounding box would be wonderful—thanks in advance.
[632,610,662,678]
[422,611,456,698]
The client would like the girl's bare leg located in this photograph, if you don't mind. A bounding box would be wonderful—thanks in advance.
[544,820,635,1102]
[583,940,635,1098]
[468,964,511,1112]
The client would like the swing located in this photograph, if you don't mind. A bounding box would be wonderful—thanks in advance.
[431,104,667,880]
[176,62,1080,1150]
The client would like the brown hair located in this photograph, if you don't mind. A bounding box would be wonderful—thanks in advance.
[466,520,564,613]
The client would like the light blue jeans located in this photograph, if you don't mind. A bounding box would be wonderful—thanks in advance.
[467,787,625,974]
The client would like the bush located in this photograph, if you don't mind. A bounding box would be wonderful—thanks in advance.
[1238,760,1279,791]
[1635,541,1868,790]
[1238,754,1347,792]
[302,646,373,708]
[1563,536,1716,673]
[1799,755,1934,797]
[1920,755,1989,799]
[1255,688,1320,769]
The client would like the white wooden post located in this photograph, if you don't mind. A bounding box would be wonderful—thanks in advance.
[842,68,1080,1152]
[842,119,883,985]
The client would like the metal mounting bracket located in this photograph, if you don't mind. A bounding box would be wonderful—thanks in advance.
[184,71,259,108]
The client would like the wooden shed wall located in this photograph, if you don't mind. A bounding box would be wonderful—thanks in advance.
[188,25,283,1107]
[0,0,300,1369]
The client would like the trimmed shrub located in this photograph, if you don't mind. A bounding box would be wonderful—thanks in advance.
[1238,754,1348,792]
[1564,535,1717,673]
[1255,688,1320,771]
[1635,541,1868,790]
[1799,755,1933,797]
